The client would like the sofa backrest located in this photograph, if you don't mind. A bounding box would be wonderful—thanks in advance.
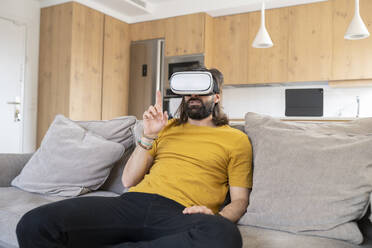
[99,120,144,194]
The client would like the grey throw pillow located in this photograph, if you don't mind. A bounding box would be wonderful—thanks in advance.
[11,115,124,197]
[239,112,372,245]
[77,116,137,150]
[76,116,138,194]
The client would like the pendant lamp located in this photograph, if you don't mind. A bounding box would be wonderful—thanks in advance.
[344,0,370,40]
[252,0,273,48]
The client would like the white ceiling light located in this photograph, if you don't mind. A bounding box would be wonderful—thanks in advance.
[344,0,370,40]
[252,0,273,48]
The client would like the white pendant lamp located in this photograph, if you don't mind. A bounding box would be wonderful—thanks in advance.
[344,0,370,40]
[252,0,273,48]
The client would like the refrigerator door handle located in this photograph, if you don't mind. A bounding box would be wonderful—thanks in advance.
[155,39,164,93]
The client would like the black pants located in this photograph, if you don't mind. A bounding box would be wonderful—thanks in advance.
[16,192,242,248]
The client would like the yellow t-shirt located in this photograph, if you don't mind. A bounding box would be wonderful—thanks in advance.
[130,120,253,213]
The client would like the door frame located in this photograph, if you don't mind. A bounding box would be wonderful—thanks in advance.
[0,16,27,153]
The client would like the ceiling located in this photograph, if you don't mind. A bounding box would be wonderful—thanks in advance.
[38,0,328,24]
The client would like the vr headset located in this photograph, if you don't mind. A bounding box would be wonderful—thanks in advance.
[169,71,219,96]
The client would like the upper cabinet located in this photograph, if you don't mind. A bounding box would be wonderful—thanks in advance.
[130,13,212,59]
[213,8,288,85]
[213,0,372,85]
[130,19,166,41]
[213,14,250,85]
[288,1,333,82]
[144,2,372,86]
[164,13,205,56]
[332,0,372,80]
[248,8,289,84]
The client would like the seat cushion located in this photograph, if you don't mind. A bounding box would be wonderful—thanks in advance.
[239,225,367,248]
[0,187,119,247]
[2,186,368,248]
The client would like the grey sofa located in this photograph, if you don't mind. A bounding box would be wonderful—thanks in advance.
[1,125,372,248]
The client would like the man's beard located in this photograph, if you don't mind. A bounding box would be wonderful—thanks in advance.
[185,97,215,120]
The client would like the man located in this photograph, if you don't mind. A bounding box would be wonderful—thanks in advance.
[16,68,253,248]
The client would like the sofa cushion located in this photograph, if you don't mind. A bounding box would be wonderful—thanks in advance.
[238,225,367,248]
[132,120,143,145]
[77,116,137,150]
[98,119,141,194]
[0,153,33,187]
[11,115,124,197]
[99,147,134,194]
[77,116,137,194]
[239,112,372,244]
[0,187,119,247]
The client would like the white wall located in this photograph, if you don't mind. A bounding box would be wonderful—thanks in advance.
[222,83,372,119]
[168,82,372,120]
[0,0,40,152]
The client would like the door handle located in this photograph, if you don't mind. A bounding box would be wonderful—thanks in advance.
[6,101,21,122]
[7,101,21,105]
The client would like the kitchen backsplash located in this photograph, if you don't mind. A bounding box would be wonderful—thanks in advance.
[222,83,372,119]
[168,82,372,119]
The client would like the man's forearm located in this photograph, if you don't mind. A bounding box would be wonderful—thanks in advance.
[122,145,153,188]
[219,199,248,223]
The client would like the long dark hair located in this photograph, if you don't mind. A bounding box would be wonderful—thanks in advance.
[173,68,229,126]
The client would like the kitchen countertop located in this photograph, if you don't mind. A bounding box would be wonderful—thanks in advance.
[279,117,357,121]
[229,117,358,125]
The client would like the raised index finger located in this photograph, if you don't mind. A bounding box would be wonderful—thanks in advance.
[155,90,163,111]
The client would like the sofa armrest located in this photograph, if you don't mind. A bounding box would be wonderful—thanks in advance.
[0,153,33,187]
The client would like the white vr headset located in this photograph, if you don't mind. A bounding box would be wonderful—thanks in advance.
[169,71,219,95]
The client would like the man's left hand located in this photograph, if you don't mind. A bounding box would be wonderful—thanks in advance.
[182,206,214,215]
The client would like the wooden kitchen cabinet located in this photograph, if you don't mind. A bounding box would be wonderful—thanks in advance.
[69,3,104,121]
[164,13,205,56]
[288,1,333,82]
[38,3,130,146]
[130,19,166,41]
[213,8,288,85]
[38,3,73,147]
[248,8,289,84]
[130,13,213,60]
[102,15,130,120]
[213,14,250,85]
[332,0,372,81]
[38,2,104,146]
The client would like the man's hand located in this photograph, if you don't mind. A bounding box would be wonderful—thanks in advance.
[183,206,214,215]
[143,91,168,138]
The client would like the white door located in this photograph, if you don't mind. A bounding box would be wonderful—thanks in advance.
[0,17,26,153]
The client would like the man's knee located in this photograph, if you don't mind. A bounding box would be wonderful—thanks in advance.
[17,209,38,238]
[16,206,54,239]
[195,215,242,248]
[212,218,242,247]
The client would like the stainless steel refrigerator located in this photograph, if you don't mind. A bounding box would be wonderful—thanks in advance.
[128,39,164,119]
